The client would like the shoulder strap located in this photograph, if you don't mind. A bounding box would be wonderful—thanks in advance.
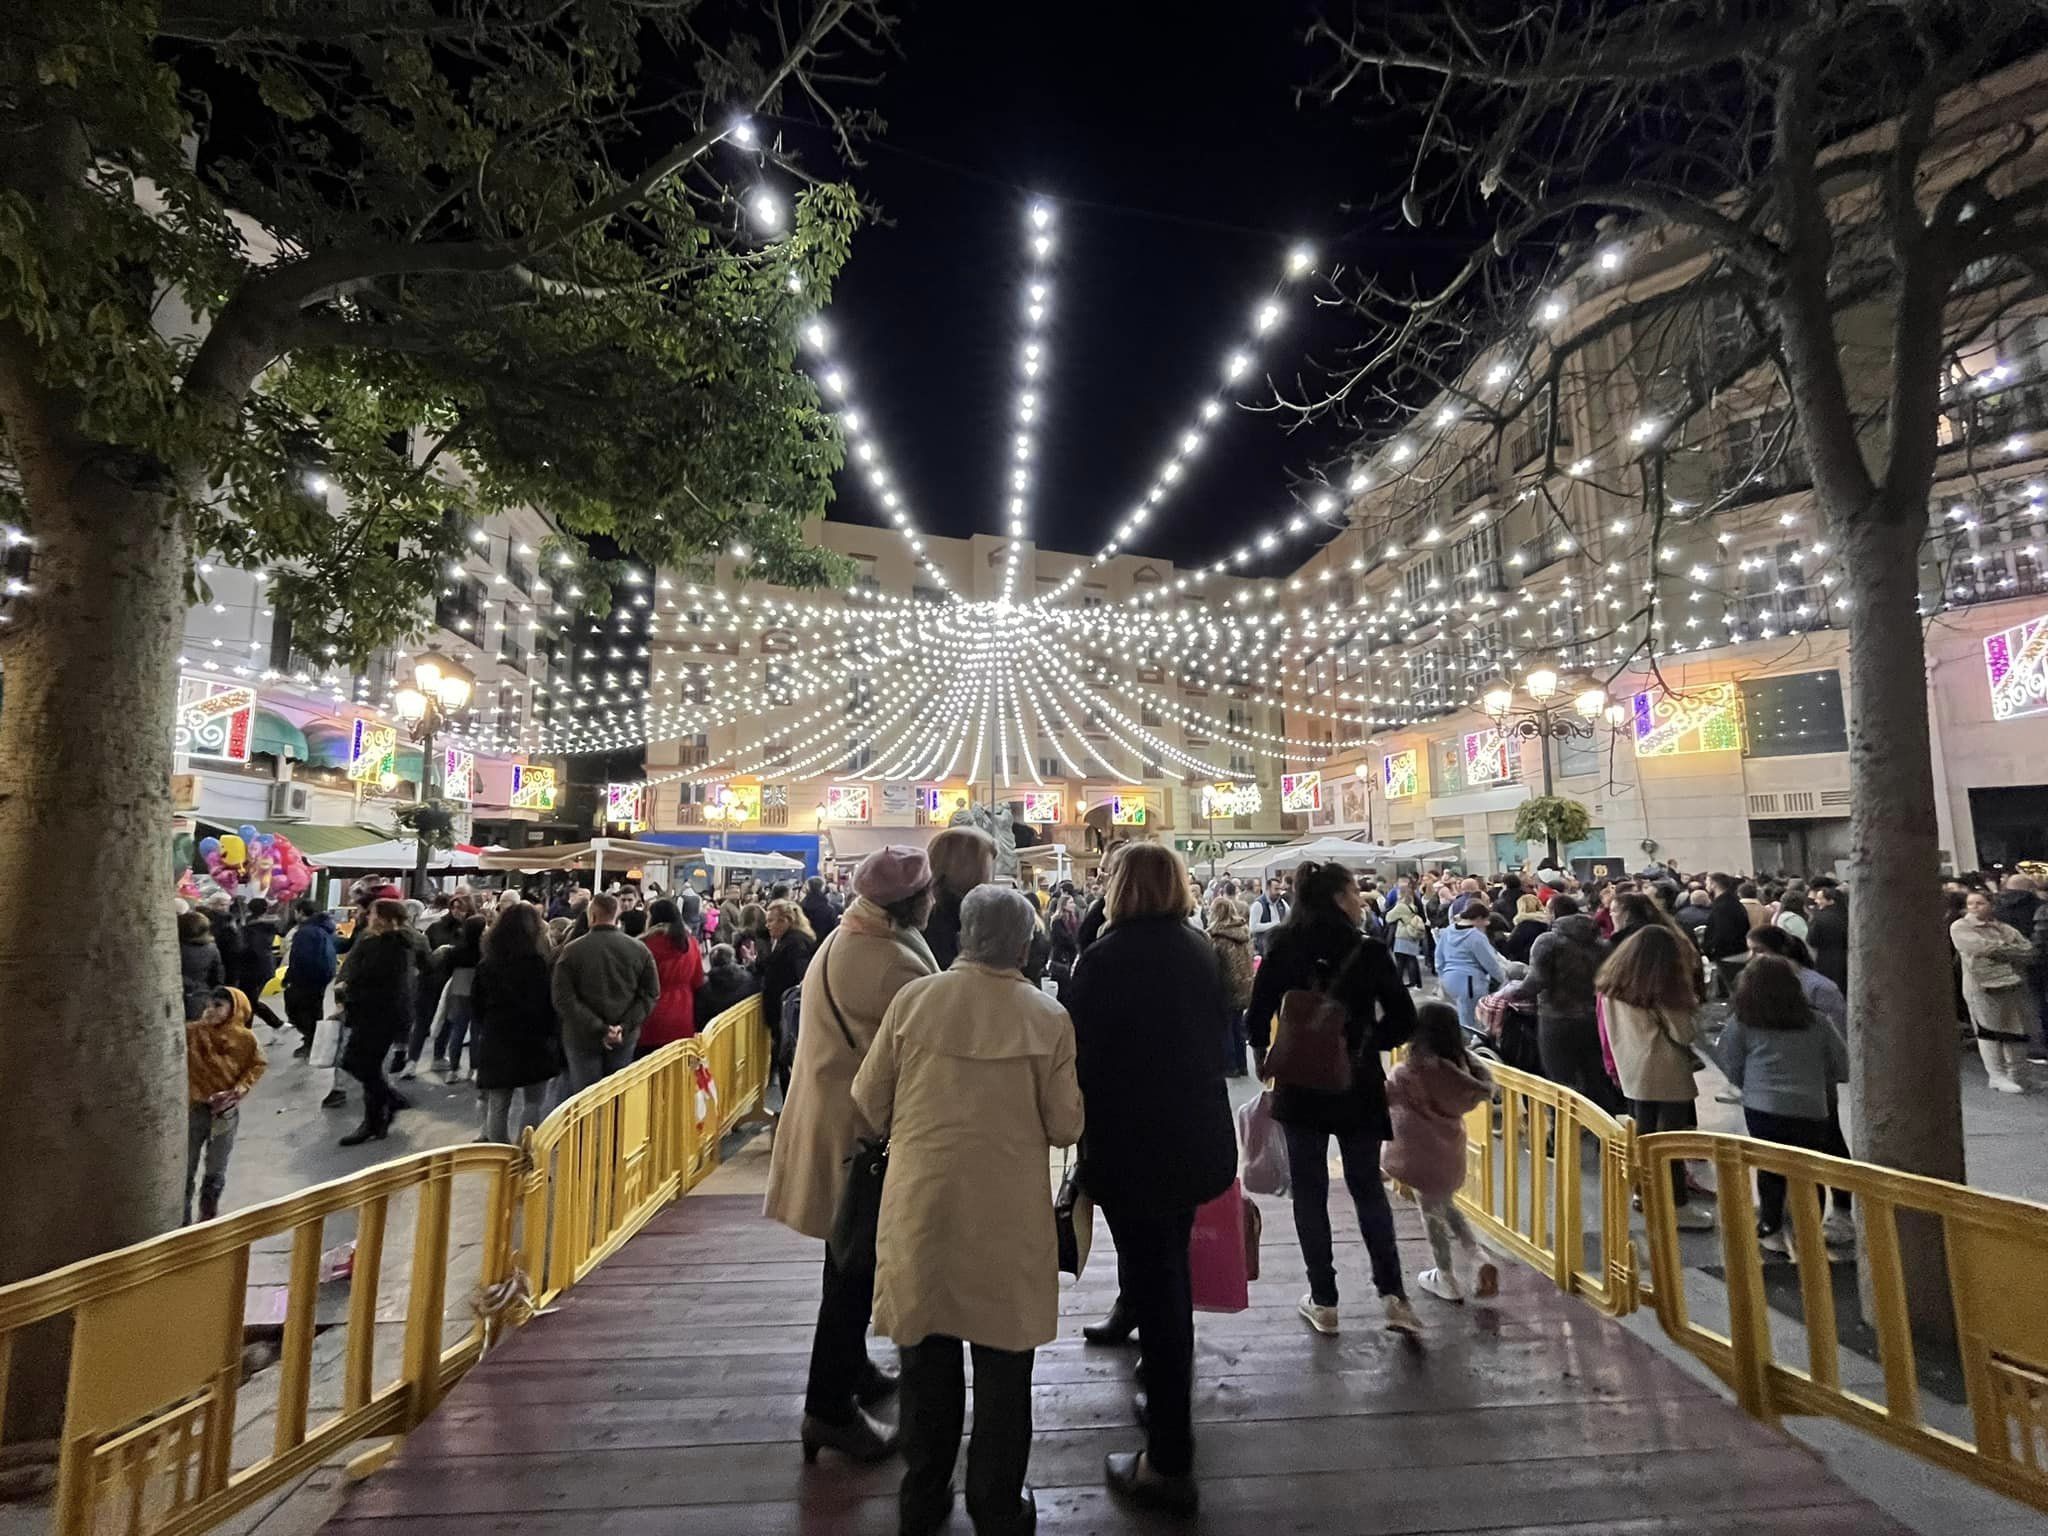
[814,930,857,1054]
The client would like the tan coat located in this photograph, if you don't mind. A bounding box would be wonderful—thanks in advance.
[1601,996,1700,1103]
[763,899,937,1240]
[850,960,1084,1352]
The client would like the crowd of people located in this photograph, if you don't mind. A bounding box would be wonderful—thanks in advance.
[172,832,2044,1527]
[169,867,878,1220]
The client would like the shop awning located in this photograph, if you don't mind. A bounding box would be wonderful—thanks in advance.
[249,710,309,761]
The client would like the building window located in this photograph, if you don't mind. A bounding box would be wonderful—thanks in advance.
[504,553,532,595]
[1402,551,1445,608]
[1737,540,1821,630]
[1451,523,1504,601]
[1550,730,1600,779]
[853,555,881,594]
[1740,669,1848,757]
[435,575,487,638]
[1722,408,1811,502]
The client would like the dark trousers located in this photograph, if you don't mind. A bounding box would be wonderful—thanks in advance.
[346,1055,401,1130]
[1821,1107,1854,1213]
[283,982,324,1046]
[1101,1203,1196,1477]
[803,1247,878,1422]
[898,1335,1035,1532]
[1281,1122,1405,1304]
[1539,1012,1625,1115]
[1394,951,1424,988]
[1743,1107,1837,1232]
[1631,1099,1698,1205]
[1224,1010,1249,1075]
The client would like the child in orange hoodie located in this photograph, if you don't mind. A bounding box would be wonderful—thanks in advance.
[186,986,266,1223]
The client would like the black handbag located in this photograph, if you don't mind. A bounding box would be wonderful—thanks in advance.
[1054,1153,1093,1277]
[816,936,888,1274]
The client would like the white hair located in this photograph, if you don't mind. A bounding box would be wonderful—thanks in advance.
[959,885,1037,967]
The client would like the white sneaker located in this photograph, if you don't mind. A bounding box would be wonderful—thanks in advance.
[1992,1074,2026,1095]
[1297,1294,1340,1335]
[1822,1212,1856,1247]
[1381,1294,1423,1335]
[1416,1267,1463,1303]
[1673,1203,1717,1231]
[398,1059,419,1080]
[1758,1227,1794,1256]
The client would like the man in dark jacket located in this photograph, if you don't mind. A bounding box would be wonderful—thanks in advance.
[552,891,660,1090]
[1699,873,1753,961]
[283,900,338,1058]
[1508,901,1617,1109]
[335,899,417,1145]
[1806,882,1850,998]
[800,875,840,942]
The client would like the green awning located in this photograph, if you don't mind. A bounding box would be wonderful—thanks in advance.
[249,709,309,761]
[196,819,390,856]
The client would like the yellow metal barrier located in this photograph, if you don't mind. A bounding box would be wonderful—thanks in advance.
[1640,1131,2048,1516]
[0,1146,520,1536]
[1450,1057,1640,1316]
[0,995,768,1536]
[519,997,765,1307]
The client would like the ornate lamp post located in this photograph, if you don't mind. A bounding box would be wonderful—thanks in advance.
[394,649,475,896]
[1480,669,1626,865]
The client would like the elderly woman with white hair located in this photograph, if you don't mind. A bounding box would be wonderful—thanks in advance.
[852,885,1084,1536]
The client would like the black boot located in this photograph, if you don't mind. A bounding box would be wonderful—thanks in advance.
[338,1118,389,1147]
[799,1407,897,1464]
[854,1359,899,1406]
[1082,1296,1137,1346]
[1105,1452,1197,1517]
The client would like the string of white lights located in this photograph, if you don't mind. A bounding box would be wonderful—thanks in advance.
[1037,240,1318,606]
[1002,199,1059,606]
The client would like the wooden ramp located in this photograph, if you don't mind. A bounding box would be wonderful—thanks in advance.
[325,1192,1907,1534]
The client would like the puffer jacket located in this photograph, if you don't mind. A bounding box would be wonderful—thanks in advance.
[1511,913,1607,1023]
[1383,1047,1494,1199]
[1207,906,1254,1010]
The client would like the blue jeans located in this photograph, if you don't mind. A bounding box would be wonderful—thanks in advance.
[433,993,473,1069]
[1281,1122,1405,1304]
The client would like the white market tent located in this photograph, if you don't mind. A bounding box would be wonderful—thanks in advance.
[305,838,481,873]
[474,837,687,887]
[1390,837,1464,861]
[1221,836,1399,878]
[692,846,805,874]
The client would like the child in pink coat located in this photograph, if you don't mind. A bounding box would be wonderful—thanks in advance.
[1384,1001,1499,1302]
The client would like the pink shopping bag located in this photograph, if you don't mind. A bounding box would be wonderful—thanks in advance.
[1189,1179,1251,1314]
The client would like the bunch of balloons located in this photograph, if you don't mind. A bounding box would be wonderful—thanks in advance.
[182,824,315,904]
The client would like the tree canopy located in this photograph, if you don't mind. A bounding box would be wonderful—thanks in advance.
[1,0,888,655]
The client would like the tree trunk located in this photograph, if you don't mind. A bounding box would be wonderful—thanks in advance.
[0,427,189,1443]
[1839,504,1964,1340]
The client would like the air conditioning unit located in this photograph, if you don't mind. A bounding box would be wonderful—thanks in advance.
[268,782,314,821]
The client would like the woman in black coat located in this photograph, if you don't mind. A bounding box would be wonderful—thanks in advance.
[1066,844,1236,1517]
[1807,885,1849,997]
[335,899,416,1145]
[756,901,816,1102]
[472,903,560,1141]
[1245,861,1421,1338]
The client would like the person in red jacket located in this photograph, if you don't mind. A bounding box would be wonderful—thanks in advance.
[637,898,705,1055]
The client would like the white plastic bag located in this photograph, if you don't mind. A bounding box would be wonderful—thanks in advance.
[1237,1088,1290,1197]
[310,1014,342,1070]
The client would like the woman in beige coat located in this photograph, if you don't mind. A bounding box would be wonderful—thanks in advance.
[763,846,937,1464]
[853,886,1083,1536]
[1952,888,2039,1092]
[1596,924,1714,1231]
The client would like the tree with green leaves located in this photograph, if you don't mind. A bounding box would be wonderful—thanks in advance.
[1513,795,1593,864]
[0,0,885,1429]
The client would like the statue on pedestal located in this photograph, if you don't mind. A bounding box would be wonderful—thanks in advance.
[948,800,1021,882]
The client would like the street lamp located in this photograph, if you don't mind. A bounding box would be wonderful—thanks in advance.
[396,649,475,896]
[1482,670,1624,866]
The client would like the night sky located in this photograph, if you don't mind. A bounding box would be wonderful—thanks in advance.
[794,2,1437,579]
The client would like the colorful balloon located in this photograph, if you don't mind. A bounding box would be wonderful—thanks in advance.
[218,834,248,864]
[199,836,221,856]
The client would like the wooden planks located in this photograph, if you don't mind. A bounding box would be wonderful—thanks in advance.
[324,1192,1911,1536]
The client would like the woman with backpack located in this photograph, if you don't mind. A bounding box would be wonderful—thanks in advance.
[1246,861,1422,1339]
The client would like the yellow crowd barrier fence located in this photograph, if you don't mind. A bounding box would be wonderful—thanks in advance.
[0,996,765,1536]
[1639,1131,2048,1517]
[1451,1058,1639,1316]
